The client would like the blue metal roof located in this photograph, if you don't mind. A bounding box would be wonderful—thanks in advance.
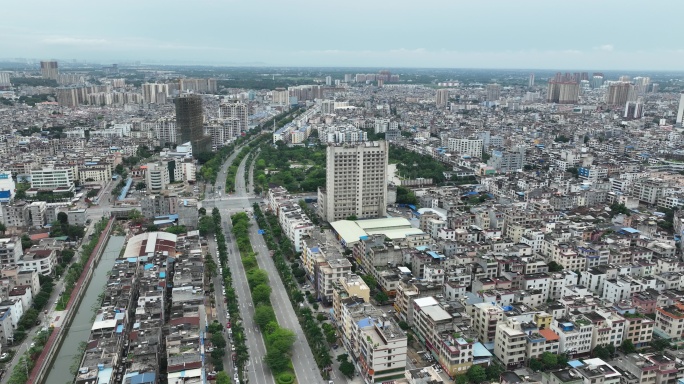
[117,178,133,201]
[473,342,493,357]
[128,372,156,384]
[357,317,374,328]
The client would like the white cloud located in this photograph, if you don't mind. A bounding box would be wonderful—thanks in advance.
[594,44,614,51]
[42,36,107,45]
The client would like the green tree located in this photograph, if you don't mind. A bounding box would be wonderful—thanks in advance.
[374,291,389,305]
[467,365,487,383]
[267,327,296,352]
[165,225,187,235]
[651,338,670,351]
[21,234,33,251]
[361,274,377,290]
[339,360,355,378]
[57,211,68,225]
[265,346,290,373]
[128,209,144,224]
[606,344,616,357]
[215,371,231,384]
[60,249,75,264]
[486,363,504,381]
[252,284,272,305]
[247,269,269,289]
[541,352,558,367]
[337,354,349,363]
[198,216,215,236]
[0,222,6,235]
[547,261,564,272]
[207,321,223,335]
[211,332,227,349]
[254,305,276,329]
[621,339,636,354]
[593,345,610,360]
[456,375,469,384]
[529,358,543,372]
[135,181,146,191]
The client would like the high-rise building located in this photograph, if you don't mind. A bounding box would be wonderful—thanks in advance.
[676,94,684,127]
[633,77,650,95]
[142,83,169,104]
[219,101,249,133]
[487,147,525,173]
[624,100,644,120]
[486,83,501,101]
[175,95,211,155]
[435,89,449,107]
[40,60,59,80]
[208,118,240,148]
[448,137,483,158]
[154,118,177,146]
[325,76,332,86]
[605,82,635,106]
[0,72,11,88]
[591,75,604,89]
[56,87,80,107]
[272,88,289,105]
[547,80,579,104]
[320,100,335,115]
[528,73,535,87]
[318,141,388,222]
[178,78,216,93]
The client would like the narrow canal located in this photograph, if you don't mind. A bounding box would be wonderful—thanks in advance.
[46,235,126,384]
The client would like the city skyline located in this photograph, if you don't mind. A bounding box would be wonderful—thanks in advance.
[2,0,684,70]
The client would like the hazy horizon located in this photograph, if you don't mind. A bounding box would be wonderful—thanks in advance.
[3,0,684,71]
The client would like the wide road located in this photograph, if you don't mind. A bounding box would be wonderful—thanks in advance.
[203,142,324,384]
[203,140,273,384]
[206,237,236,375]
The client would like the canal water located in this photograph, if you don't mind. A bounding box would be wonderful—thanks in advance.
[46,236,126,384]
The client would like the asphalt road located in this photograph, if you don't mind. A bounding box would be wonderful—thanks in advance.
[202,142,324,384]
[202,142,273,384]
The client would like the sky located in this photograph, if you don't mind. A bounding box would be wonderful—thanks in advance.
[2,0,684,70]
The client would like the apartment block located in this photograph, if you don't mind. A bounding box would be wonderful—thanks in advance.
[623,315,654,347]
[494,318,527,370]
[550,316,594,357]
[0,238,23,269]
[654,302,684,340]
[318,141,388,222]
[472,302,504,343]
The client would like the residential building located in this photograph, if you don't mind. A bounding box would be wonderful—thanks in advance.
[494,318,527,370]
[654,302,684,340]
[40,60,59,80]
[472,302,503,344]
[0,238,22,269]
[30,168,74,192]
[448,137,483,158]
[318,141,388,222]
[488,148,525,173]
